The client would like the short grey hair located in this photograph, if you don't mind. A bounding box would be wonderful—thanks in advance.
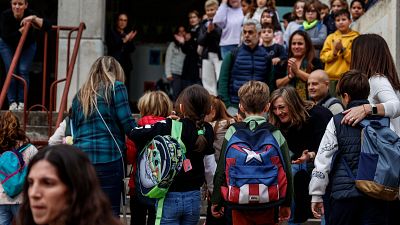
[242,19,261,32]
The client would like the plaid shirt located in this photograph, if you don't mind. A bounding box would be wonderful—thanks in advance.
[71,81,136,164]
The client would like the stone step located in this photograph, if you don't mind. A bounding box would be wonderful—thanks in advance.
[0,110,68,126]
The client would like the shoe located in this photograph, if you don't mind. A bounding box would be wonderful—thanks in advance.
[9,102,18,111]
[17,102,24,111]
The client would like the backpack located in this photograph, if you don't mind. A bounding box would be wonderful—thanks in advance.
[321,97,343,109]
[221,121,288,209]
[136,120,185,199]
[0,144,31,198]
[340,117,400,201]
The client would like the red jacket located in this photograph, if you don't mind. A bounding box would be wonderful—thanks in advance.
[127,115,165,194]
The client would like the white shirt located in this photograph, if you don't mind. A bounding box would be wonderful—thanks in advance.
[369,75,400,135]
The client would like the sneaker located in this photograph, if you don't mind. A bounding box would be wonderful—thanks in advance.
[17,102,24,111]
[9,102,18,111]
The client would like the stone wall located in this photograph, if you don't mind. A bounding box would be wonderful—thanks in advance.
[56,0,105,110]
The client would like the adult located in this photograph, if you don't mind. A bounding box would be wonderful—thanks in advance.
[269,86,332,225]
[17,144,121,225]
[165,25,186,100]
[213,0,244,59]
[106,13,137,96]
[341,34,400,136]
[176,11,202,89]
[283,0,305,47]
[0,0,51,111]
[70,56,136,216]
[307,69,344,115]
[218,19,272,116]
[276,30,323,100]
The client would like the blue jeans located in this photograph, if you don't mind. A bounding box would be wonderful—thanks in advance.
[289,163,307,225]
[220,44,238,59]
[94,159,123,217]
[0,38,36,103]
[159,190,201,225]
[0,204,20,225]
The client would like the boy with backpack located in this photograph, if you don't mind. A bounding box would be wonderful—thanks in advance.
[211,80,293,225]
[309,70,395,225]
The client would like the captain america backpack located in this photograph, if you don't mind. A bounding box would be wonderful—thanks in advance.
[221,121,288,209]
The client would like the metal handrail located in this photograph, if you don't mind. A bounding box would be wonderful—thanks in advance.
[0,21,86,143]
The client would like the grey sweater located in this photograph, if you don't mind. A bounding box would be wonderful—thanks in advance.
[165,42,186,77]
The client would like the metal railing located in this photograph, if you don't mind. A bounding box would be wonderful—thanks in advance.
[0,22,86,145]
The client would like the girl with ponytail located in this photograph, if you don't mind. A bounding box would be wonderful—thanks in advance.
[130,84,215,225]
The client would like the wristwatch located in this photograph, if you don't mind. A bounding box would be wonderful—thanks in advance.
[371,103,378,115]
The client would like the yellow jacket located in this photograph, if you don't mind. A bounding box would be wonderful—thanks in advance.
[320,30,359,80]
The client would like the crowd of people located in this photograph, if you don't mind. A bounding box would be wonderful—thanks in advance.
[1,0,400,225]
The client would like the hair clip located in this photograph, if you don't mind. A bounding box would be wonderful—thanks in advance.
[197,128,205,136]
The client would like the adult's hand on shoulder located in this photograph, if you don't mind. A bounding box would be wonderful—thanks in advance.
[341,105,366,126]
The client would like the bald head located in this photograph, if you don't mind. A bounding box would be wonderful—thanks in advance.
[308,70,330,102]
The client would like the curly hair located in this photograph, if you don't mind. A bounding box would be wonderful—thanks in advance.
[0,111,29,153]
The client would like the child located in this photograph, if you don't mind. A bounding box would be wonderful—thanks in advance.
[350,0,365,22]
[320,9,359,94]
[283,0,306,47]
[0,111,38,225]
[241,0,255,19]
[213,0,244,59]
[301,0,327,57]
[320,3,330,21]
[48,108,74,145]
[211,81,293,225]
[261,23,287,92]
[260,8,284,45]
[323,0,348,35]
[198,0,223,96]
[127,91,173,225]
[204,95,236,225]
[130,85,214,225]
[309,70,390,225]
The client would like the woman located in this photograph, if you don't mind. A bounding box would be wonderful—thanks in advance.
[341,34,400,136]
[269,86,332,224]
[0,0,51,111]
[213,0,244,59]
[70,56,136,216]
[340,34,400,225]
[165,25,186,101]
[17,144,121,225]
[0,111,38,225]
[106,13,137,96]
[276,30,323,100]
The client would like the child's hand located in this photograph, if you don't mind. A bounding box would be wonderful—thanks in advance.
[333,39,343,51]
[211,204,224,218]
[207,22,215,33]
[174,34,185,44]
[311,202,324,219]
[279,206,291,222]
[292,150,310,164]
[272,57,281,65]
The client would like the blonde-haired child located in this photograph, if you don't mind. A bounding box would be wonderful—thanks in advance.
[127,90,172,225]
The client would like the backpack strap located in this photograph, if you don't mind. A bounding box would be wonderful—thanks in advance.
[12,144,31,168]
[322,97,342,109]
[171,120,186,155]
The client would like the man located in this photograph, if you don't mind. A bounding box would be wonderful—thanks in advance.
[307,69,344,115]
[218,19,272,116]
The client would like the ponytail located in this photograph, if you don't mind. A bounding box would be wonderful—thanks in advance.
[194,116,209,153]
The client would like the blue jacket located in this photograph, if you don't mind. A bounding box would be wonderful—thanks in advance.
[330,100,369,199]
[228,45,272,105]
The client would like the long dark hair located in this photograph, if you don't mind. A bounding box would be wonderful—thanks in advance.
[350,34,400,91]
[17,145,121,225]
[288,30,316,73]
[175,85,211,152]
[261,8,282,31]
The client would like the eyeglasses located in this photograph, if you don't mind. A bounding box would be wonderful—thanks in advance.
[306,10,317,13]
